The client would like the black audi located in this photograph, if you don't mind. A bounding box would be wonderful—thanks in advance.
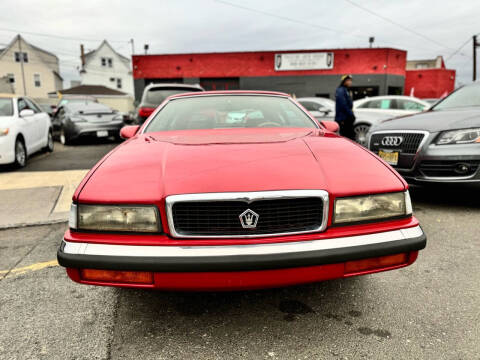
[368,82,480,187]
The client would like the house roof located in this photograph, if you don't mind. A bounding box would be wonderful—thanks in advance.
[51,84,127,96]
[0,35,59,61]
[84,40,130,64]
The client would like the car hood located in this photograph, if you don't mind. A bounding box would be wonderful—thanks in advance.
[76,128,405,204]
[372,107,480,133]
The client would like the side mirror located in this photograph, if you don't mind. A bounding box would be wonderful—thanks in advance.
[120,125,140,139]
[20,109,35,117]
[320,121,339,133]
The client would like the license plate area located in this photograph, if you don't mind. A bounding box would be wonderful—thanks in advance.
[96,130,109,138]
[378,149,399,165]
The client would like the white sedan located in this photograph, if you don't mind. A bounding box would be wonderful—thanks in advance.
[0,94,54,168]
[353,95,430,146]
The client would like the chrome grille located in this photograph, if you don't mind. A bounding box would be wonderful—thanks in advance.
[370,132,426,154]
[166,190,329,238]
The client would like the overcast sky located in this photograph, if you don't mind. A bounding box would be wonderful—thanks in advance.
[0,0,477,87]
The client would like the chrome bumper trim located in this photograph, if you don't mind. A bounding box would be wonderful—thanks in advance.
[62,225,423,258]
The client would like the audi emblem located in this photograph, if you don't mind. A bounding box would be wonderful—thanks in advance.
[381,136,404,146]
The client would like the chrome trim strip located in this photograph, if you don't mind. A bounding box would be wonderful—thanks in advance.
[62,225,423,258]
[165,190,329,239]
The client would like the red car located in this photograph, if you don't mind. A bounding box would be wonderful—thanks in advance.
[57,91,426,291]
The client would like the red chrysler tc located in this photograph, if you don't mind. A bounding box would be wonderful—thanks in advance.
[57,91,426,291]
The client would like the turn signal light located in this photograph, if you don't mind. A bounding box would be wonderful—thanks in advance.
[80,269,153,284]
[138,107,156,118]
[345,253,408,274]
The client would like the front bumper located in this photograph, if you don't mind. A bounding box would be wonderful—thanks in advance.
[58,225,426,290]
[0,133,15,165]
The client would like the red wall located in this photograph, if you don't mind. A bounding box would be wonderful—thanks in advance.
[132,48,406,79]
[404,69,456,98]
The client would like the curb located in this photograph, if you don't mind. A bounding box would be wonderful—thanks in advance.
[0,218,68,231]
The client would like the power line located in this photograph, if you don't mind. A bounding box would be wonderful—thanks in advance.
[446,38,472,61]
[214,0,367,40]
[0,27,129,43]
[343,0,456,52]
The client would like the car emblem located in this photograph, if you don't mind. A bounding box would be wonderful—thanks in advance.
[239,209,259,229]
[381,136,404,146]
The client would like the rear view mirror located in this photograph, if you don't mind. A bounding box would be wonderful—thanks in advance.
[320,121,339,133]
[19,109,35,117]
[120,125,140,139]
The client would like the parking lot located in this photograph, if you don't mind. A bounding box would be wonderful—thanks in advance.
[0,141,478,360]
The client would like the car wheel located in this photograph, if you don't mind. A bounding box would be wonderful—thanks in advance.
[59,128,70,145]
[354,124,371,147]
[44,130,54,152]
[14,138,27,168]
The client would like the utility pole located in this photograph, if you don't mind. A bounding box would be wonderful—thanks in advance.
[130,38,135,55]
[80,44,86,73]
[18,35,27,96]
[474,35,479,81]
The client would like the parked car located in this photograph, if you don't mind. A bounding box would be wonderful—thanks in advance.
[297,97,335,120]
[52,101,124,145]
[135,83,204,124]
[368,82,480,187]
[0,94,53,168]
[353,96,430,146]
[57,90,426,291]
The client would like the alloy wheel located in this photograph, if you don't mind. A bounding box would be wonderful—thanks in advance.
[354,124,371,147]
[15,140,26,167]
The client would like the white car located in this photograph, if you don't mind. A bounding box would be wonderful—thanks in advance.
[353,96,430,146]
[0,94,54,168]
[297,97,335,120]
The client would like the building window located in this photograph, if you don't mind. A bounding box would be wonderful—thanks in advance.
[116,78,122,89]
[7,73,15,83]
[14,52,28,63]
[109,77,115,82]
[107,58,113,67]
[34,74,41,87]
[101,57,106,66]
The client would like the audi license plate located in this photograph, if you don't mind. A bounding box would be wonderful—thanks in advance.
[96,130,109,138]
[378,149,399,165]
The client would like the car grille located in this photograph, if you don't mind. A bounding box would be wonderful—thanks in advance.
[419,160,480,177]
[370,132,426,154]
[170,196,325,237]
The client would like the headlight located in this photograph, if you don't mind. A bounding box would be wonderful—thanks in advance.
[436,128,480,145]
[334,191,412,224]
[112,114,124,121]
[70,203,161,232]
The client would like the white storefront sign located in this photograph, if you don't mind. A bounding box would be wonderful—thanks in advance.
[274,52,334,71]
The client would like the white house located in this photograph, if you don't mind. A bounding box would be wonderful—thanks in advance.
[80,40,134,97]
[0,35,63,98]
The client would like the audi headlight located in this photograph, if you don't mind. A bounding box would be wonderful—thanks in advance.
[436,128,480,145]
[334,191,412,224]
[69,203,161,232]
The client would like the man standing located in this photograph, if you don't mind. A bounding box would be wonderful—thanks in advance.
[335,75,355,140]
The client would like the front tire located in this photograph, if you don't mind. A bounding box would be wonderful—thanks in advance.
[59,127,71,145]
[14,138,27,168]
[354,124,371,147]
[43,130,54,152]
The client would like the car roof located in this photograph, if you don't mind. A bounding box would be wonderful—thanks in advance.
[297,97,334,103]
[144,83,204,91]
[355,95,429,104]
[166,90,291,100]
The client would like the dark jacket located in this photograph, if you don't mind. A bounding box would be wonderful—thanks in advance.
[335,86,354,123]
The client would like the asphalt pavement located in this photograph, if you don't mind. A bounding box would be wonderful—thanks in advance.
[0,188,479,359]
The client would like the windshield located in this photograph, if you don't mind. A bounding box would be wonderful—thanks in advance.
[144,95,317,132]
[0,98,13,116]
[433,84,480,110]
[145,88,201,105]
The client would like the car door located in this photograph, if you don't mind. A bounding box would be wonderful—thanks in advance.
[25,98,49,150]
[16,98,37,153]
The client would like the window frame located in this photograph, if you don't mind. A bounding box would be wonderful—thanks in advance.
[33,73,41,88]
